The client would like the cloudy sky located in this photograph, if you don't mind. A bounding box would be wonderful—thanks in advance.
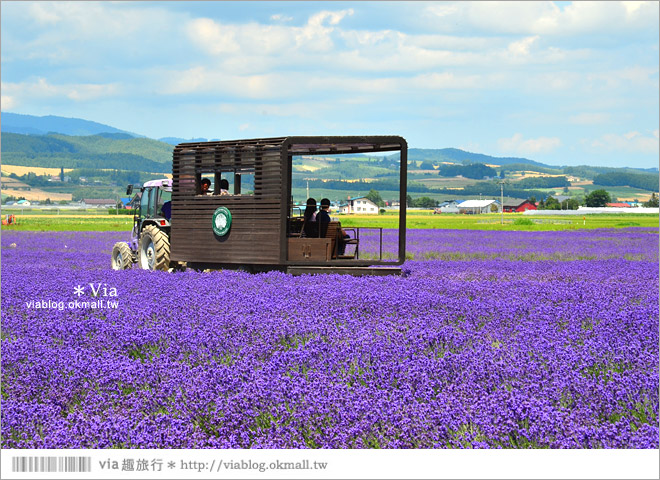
[1,1,658,168]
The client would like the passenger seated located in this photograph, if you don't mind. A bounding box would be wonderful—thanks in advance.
[219,179,230,195]
[160,201,171,220]
[302,197,318,237]
[318,198,350,255]
[200,178,211,195]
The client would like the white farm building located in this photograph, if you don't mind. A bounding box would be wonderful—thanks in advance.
[338,196,380,214]
[458,199,501,214]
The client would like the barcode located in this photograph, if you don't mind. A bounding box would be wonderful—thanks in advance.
[11,456,92,473]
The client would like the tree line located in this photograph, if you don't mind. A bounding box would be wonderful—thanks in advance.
[292,177,545,199]
[593,172,659,191]
[8,169,150,188]
[514,176,571,189]
[1,152,169,173]
[436,162,497,179]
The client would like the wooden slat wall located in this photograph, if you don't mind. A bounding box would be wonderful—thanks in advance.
[169,135,407,267]
[170,141,284,265]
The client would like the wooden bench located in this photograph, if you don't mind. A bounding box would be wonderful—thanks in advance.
[324,221,358,259]
[287,217,305,238]
[287,221,359,261]
[287,237,332,261]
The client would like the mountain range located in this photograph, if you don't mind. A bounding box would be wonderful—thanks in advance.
[1,112,211,146]
[1,112,560,169]
[1,112,657,175]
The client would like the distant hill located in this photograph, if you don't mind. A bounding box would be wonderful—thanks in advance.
[1,112,139,137]
[2,111,656,181]
[1,132,171,173]
[406,148,551,168]
[159,137,210,145]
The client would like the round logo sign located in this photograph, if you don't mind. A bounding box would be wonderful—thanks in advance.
[212,207,232,236]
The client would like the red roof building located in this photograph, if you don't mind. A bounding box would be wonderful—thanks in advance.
[606,203,632,208]
[502,199,538,213]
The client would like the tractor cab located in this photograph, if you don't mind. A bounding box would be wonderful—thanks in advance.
[129,179,172,245]
[112,179,173,270]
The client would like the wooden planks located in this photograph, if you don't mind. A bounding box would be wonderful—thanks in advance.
[287,238,332,261]
[170,135,407,269]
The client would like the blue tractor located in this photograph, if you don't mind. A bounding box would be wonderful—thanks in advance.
[111,179,173,271]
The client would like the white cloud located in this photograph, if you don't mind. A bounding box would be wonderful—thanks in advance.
[1,95,17,110]
[568,113,611,125]
[1,1,657,168]
[409,72,485,90]
[624,131,641,140]
[429,1,659,36]
[2,78,120,104]
[160,67,300,99]
[28,2,63,25]
[270,14,293,23]
[25,2,175,38]
[214,99,363,119]
[498,133,562,154]
[507,36,540,57]
[158,65,508,102]
[186,8,354,58]
[187,18,240,55]
[589,131,659,153]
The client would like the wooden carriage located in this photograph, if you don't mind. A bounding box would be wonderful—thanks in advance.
[170,136,407,275]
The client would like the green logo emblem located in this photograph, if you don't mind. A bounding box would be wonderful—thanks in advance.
[212,207,232,236]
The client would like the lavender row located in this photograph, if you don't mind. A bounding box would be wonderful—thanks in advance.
[356,227,658,261]
[1,230,658,448]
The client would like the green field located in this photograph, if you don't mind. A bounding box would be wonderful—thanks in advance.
[339,212,659,231]
[2,211,657,232]
[2,215,134,231]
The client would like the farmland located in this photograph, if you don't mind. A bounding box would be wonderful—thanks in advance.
[1,228,657,448]
[0,165,74,176]
[3,130,658,206]
[1,211,657,232]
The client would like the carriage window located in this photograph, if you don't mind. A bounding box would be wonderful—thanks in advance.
[213,168,255,196]
[197,173,214,195]
[195,169,255,196]
[234,169,255,195]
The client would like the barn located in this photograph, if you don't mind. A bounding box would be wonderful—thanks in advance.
[503,199,538,213]
[458,199,501,214]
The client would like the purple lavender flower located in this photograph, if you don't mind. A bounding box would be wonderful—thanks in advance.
[1,228,657,448]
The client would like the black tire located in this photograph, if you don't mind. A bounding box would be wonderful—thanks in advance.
[138,225,170,271]
[111,242,134,270]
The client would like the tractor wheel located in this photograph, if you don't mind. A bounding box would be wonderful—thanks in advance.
[139,225,170,271]
[111,242,134,270]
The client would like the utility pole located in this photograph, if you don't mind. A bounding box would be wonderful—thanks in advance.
[497,180,509,225]
[500,182,504,224]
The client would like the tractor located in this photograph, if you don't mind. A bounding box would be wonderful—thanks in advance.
[111,178,173,271]
[111,136,407,275]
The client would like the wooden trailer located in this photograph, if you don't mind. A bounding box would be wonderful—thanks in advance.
[170,136,407,275]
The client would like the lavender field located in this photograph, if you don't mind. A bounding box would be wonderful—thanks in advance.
[1,228,658,448]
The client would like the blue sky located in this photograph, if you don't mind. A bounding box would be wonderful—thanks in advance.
[1,1,658,168]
